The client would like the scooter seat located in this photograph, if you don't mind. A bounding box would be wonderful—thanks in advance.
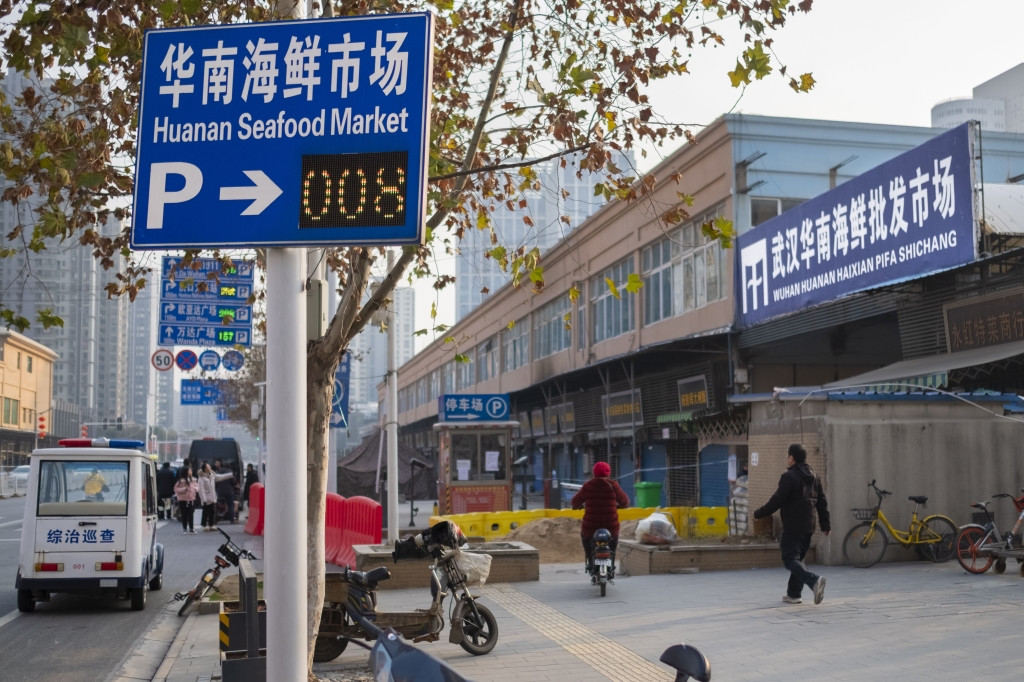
[345,565,392,588]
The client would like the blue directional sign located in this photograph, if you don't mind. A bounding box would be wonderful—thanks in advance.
[160,256,253,348]
[132,13,434,249]
[181,379,223,406]
[161,301,252,325]
[438,394,510,422]
[161,324,251,348]
[162,257,255,282]
[162,278,253,303]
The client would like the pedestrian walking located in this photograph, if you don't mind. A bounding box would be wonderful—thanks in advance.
[197,462,233,532]
[173,467,199,534]
[156,461,175,520]
[753,443,831,605]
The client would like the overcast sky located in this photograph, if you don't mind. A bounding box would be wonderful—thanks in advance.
[649,0,1023,137]
[415,0,1024,348]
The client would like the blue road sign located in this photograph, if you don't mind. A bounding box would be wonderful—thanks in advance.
[438,394,510,422]
[330,353,351,427]
[199,349,221,370]
[132,13,434,249]
[181,379,223,406]
[161,301,252,325]
[175,349,198,371]
[222,349,245,371]
[161,277,253,303]
[160,255,253,347]
[162,257,255,282]
[162,324,251,348]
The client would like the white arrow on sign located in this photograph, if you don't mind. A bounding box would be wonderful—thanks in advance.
[446,413,480,420]
[219,170,282,215]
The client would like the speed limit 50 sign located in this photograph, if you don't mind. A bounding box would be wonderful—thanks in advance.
[152,349,174,371]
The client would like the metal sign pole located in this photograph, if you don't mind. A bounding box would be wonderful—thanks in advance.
[265,247,307,680]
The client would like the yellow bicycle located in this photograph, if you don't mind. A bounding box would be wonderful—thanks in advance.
[842,479,957,568]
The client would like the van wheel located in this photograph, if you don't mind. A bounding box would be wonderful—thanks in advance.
[17,589,35,613]
[131,584,147,611]
[149,571,163,591]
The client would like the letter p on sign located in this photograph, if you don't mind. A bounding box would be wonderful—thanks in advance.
[147,162,202,229]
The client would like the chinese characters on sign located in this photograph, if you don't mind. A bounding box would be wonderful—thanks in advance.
[45,528,115,544]
[160,256,254,348]
[676,375,709,410]
[944,289,1024,352]
[132,13,434,248]
[438,394,510,422]
[738,123,977,328]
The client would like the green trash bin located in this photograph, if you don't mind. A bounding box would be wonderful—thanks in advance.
[634,481,663,508]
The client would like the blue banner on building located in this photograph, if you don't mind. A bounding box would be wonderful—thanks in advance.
[736,123,977,328]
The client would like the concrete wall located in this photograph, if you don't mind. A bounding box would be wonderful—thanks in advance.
[747,396,1024,565]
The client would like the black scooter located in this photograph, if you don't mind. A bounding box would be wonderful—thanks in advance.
[587,527,616,597]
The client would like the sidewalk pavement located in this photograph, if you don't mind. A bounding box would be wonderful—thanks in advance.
[116,549,1024,682]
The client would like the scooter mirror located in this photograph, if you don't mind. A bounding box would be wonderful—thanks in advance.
[369,627,468,682]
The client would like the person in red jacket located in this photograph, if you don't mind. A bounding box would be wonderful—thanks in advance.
[571,461,630,569]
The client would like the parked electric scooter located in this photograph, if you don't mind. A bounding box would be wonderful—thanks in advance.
[588,527,616,597]
[314,520,499,662]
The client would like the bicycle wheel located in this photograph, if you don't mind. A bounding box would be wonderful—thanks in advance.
[843,521,888,567]
[955,525,994,574]
[177,577,215,617]
[916,515,958,563]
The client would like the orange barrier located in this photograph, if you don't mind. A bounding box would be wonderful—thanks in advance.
[243,483,265,536]
[324,493,346,564]
[332,495,383,568]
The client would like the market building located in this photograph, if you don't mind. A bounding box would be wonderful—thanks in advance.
[388,114,1024,559]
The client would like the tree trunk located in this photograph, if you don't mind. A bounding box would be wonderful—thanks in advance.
[305,352,334,677]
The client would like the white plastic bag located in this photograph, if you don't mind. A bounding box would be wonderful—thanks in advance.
[635,511,678,545]
[454,550,493,586]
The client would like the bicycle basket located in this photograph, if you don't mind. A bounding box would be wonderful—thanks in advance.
[219,543,241,565]
[851,507,878,521]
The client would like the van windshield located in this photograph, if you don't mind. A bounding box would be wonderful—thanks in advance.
[37,460,130,516]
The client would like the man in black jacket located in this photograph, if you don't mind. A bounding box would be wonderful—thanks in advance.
[156,461,176,520]
[214,460,238,523]
[753,443,831,605]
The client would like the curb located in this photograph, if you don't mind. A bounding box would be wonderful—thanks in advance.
[151,611,197,682]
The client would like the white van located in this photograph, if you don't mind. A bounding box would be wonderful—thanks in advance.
[15,438,165,612]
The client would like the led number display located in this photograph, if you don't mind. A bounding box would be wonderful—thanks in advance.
[300,151,408,229]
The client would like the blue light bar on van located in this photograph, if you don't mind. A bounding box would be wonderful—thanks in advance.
[57,438,146,449]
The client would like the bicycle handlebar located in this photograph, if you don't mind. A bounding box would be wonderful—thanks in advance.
[868,480,892,497]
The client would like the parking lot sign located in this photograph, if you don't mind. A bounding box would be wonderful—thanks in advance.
[132,13,433,249]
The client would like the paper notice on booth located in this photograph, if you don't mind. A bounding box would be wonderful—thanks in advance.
[457,459,471,481]
[485,450,499,472]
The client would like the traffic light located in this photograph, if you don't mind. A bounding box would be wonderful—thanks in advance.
[117,416,123,431]
[37,415,46,439]
[81,424,89,437]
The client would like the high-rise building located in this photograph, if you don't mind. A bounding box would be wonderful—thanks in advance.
[454,151,634,321]
[348,286,415,406]
[931,62,1024,133]
[0,70,135,428]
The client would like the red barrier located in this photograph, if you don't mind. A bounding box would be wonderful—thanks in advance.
[332,495,383,568]
[243,483,264,536]
[324,493,345,564]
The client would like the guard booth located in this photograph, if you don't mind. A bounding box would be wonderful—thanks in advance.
[434,394,517,515]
